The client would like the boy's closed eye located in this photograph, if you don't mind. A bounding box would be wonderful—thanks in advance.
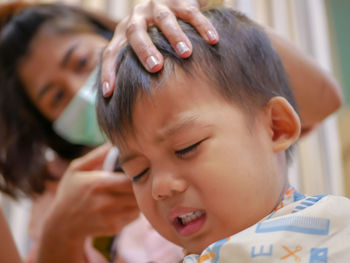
[132,168,149,183]
[130,140,204,183]
[121,157,150,184]
[175,140,203,159]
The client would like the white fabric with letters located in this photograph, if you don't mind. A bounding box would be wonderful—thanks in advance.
[183,190,350,263]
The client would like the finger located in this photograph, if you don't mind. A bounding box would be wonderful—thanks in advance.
[90,192,138,213]
[118,208,140,226]
[126,16,164,73]
[151,6,193,59]
[102,195,138,212]
[99,209,140,235]
[101,2,154,97]
[100,29,127,97]
[111,210,140,233]
[91,171,133,193]
[101,205,139,220]
[100,14,129,98]
[174,5,219,44]
[83,208,139,236]
[103,198,138,212]
[69,143,112,172]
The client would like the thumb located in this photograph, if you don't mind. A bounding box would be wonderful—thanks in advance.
[93,171,133,194]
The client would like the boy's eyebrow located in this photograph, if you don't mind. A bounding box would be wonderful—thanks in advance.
[159,114,200,141]
[119,115,200,165]
[119,153,139,166]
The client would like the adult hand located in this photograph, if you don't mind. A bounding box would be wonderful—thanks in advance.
[37,143,139,263]
[101,0,219,97]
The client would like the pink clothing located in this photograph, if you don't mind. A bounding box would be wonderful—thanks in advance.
[116,214,184,263]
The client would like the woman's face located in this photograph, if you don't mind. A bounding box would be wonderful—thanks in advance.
[18,30,108,122]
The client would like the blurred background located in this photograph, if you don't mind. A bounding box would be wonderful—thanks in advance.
[0,0,349,258]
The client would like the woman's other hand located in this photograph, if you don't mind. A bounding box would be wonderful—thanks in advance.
[101,0,219,97]
[37,144,138,263]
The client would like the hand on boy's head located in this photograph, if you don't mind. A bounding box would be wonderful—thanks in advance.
[49,143,139,238]
[101,0,219,97]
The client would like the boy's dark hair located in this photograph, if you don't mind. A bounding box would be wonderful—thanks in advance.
[97,7,298,161]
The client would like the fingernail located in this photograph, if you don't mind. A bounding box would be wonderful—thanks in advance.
[146,56,160,71]
[102,81,111,97]
[207,30,217,42]
[176,41,190,56]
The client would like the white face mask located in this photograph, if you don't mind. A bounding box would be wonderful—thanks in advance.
[52,67,107,146]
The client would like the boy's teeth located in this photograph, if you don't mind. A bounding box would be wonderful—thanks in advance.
[177,210,205,225]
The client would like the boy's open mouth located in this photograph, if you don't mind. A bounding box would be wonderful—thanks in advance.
[173,210,206,236]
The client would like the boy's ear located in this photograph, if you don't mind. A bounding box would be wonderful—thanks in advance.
[264,97,301,152]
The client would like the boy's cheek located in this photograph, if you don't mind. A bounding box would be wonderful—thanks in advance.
[135,196,164,234]
[134,187,168,223]
[133,185,153,213]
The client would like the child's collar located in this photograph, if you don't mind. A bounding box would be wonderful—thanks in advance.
[182,186,306,257]
[273,186,305,212]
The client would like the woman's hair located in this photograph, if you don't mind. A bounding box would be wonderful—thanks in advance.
[0,2,113,198]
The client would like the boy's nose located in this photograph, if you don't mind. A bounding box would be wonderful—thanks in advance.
[151,172,188,200]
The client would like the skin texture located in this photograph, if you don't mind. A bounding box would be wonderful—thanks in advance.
[19,29,108,122]
[115,69,300,254]
[0,209,21,263]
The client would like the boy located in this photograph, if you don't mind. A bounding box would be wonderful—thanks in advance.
[97,8,350,262]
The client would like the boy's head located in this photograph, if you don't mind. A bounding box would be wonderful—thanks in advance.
[97,8,300,254]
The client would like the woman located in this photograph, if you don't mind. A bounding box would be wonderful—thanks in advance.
[0,5,139,261]
[0,0,342,262]
[0,1,114,197]
[0,1,218,262]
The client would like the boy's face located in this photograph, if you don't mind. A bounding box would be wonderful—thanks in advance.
[116,70,288,254]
